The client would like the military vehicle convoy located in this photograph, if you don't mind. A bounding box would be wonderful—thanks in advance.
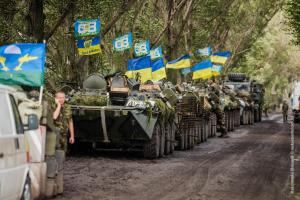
[223,73,264,125]
[64,72,264,159]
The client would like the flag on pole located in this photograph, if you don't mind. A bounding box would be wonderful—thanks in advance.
[74,19,101,37]
[192,60,213,80]
[151,58,166,81]
[113,32,133,52]
[127,56,152,83]
[77,37,101,55]
[210,51,231,65]
[196,47,212,56]
[0,43,46,86]
[134,40,150,57]
[166,54,191,69]
[150,46,163,60]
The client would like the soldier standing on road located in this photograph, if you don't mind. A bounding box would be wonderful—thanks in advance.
[282,100,289,123]
[53,91,75,151]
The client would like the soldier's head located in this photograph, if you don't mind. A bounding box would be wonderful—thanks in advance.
[55,91,66,105]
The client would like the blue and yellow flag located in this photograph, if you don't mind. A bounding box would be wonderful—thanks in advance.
[150,46,163,60]
[151,58,166,81]
[192,60,213,80]
[134,40,150,57]
[212,64,223,76]
[0,43,46,86]
[196,47,212,56]
[113,32,133,52]
[77,37,101,55]
[211,51,231,65]
[74,19,101,38]
[127,56,151,83]
[166,54,191,69]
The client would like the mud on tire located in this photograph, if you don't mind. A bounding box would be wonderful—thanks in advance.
[143,123,161,159]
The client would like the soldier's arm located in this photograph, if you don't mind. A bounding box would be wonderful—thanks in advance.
[53,102,61,120]
[65,104,75,144]
[68,118,75,144]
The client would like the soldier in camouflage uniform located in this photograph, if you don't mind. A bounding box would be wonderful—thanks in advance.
[208,80,228,138]
[282,100,289,123]
[53,91,75,151]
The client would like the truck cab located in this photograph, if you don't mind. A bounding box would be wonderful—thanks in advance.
[0,84,39,200]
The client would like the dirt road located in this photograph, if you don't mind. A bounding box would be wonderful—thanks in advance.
[52,114,298,200]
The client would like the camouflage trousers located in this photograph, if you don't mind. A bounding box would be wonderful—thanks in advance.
[214,107,227,135]
[282,112,288,122]
[57,133,68,152]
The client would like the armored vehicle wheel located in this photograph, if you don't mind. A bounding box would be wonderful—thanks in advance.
[248,111,252,124]
[229,112,232,131]
[165,123,171,155]
[241,111,246,125]
[190,126,195,149]
[143,123,161,159]
[246,111,249,125]
[184,128,188,150]
[187,127,192,149]
[204,121,209,141]
[197,121,201,143]
[170,122,176,153]
[225,112,229,131]
[160,124,165,157]
[259,109,262,122]
[231,111,235,131]
[228,73,247,82]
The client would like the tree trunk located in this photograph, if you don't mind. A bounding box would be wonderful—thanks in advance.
[27,0,44,42]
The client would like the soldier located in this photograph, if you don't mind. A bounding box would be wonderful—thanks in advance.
[53,91,75,151]
[208,80,228,138]
[282,100,289,123]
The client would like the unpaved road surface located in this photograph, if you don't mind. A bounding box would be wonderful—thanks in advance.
[52,114,299,200]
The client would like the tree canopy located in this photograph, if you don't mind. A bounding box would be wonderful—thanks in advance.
[0,0,294,95]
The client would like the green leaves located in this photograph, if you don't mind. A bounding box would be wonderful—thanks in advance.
[285,0,300,45]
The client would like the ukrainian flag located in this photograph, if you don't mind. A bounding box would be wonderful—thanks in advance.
[210,51,231,65]
[151,58,166,81]
[77,37,101,55]
[166,54,191,69]
[127,56,152,83]
[192,60,213,80]
[212,64,223,76]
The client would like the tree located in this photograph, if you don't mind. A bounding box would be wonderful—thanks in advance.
[285,0,300,45]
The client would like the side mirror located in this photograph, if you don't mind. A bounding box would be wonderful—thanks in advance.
[28,114,39,130]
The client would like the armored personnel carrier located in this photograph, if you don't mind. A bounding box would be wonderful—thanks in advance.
[222,85,240,132]
[223,73,255,125]
[68,73,175,158]
[251,81,264,122]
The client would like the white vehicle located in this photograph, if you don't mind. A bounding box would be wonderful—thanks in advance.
[291,81,300,110]
[0,84,39,200]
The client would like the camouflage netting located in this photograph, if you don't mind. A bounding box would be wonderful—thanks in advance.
[154,99,175,123]
[224,95,238,109]
[237,90,250,98]
[69,93,107,106]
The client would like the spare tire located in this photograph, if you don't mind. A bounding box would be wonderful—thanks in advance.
[228,73,247,82]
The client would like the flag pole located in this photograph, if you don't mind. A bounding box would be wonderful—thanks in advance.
[39,39,46,105]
